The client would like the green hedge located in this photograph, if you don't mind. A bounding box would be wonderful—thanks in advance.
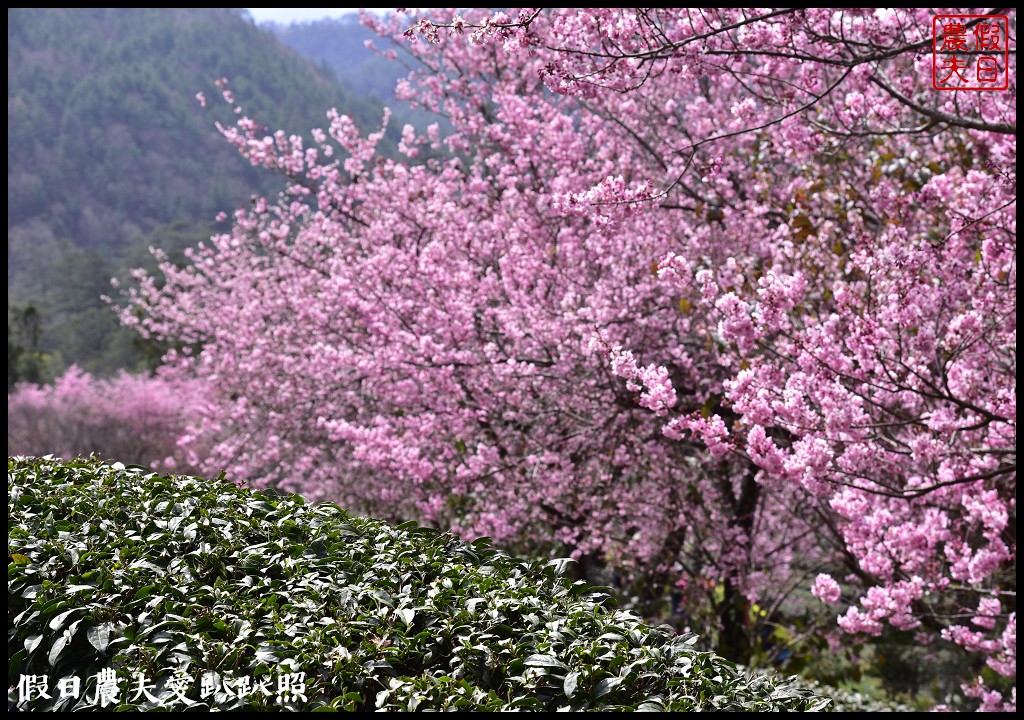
[8,456,832,711]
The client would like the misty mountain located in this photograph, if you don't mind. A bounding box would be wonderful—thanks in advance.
[7,7,386,377]
[260,13,408,104]
[259,13,441,133]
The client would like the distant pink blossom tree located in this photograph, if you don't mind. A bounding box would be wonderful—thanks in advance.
[119,7,1014,707]
[8,366,209,472]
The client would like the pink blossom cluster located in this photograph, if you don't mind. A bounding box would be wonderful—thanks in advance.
[8,366,210,472]
[605,344,677,415]
[811,573,842,604]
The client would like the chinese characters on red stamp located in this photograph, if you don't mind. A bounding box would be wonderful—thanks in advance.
[933,14,1009,91]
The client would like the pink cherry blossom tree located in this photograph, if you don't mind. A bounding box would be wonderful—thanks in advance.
[119,8,1014,707]
[8,365,209,472]
[406,7,1014,708]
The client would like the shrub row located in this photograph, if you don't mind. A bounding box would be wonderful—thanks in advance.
[8,456,832,711]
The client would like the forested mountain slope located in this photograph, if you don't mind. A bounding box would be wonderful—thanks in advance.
[7,8,385,377]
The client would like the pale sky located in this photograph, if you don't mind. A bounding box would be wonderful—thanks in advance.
[246,8,394,24]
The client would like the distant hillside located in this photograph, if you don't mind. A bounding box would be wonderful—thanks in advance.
[259,13,441,133]
[260,13,408,104]
[7,7,386,378]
